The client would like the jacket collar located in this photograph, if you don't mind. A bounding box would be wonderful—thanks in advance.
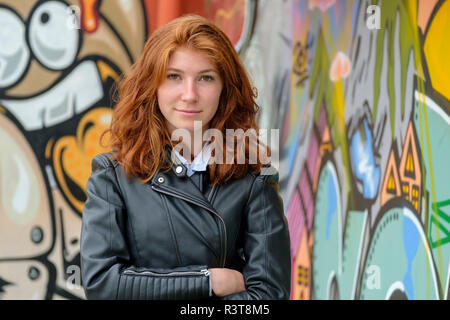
[150,146,216,212]
[172,141,212,177]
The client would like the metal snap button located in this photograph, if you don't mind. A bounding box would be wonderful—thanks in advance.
[175,166,183,174]
[157,177,164,183]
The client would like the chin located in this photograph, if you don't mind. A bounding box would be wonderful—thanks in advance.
[179,120,203,130]
[171,123,195,134]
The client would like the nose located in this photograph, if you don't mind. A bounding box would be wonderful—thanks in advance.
[181,79,198,103]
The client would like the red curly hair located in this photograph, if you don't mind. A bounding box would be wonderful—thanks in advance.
[103,14,270,185]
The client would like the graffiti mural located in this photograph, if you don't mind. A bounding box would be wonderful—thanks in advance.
[0,0,148,299]
[0,0,253,300]
[205,0,256,52]
[278,0,450,299]
[1,0,449,301]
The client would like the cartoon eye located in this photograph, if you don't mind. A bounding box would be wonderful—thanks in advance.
[27,1,80,70]
[0,7,30,88]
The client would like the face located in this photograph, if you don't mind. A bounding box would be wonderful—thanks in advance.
[157,47,223,135]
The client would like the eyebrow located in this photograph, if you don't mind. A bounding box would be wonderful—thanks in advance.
[167,68,218,74]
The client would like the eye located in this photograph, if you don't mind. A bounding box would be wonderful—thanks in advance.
[0,7,30,88]
[200,75,214,82]
[28,1,80,70]
[167,73,180,80]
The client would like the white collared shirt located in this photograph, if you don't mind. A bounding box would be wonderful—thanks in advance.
[173,141,212,177]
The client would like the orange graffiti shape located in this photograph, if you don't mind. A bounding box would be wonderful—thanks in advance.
[80,0,100,33]
[52,108,112,213]
[212,0,246,46]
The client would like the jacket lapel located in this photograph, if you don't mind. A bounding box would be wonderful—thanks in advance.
[150,147,216,212]
[149,157,225,265]
[149,147,227,266]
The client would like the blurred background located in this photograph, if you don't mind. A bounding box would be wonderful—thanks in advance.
[0,0,449,300]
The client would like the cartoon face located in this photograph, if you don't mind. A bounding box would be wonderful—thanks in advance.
[0,0,148,299]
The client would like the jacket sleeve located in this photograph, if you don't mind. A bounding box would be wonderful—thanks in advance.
[222,171,291,300]
[80,154,211,300]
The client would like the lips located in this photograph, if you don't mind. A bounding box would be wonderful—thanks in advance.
[176,109,201,115]
[0,60,103,130]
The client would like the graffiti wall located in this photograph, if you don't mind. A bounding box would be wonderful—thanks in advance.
[0,0,150,299]
[264,0,450,299]
[1,0,448,300]
[0,0,249,300]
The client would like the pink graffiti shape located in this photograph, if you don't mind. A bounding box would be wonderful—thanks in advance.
[329,51,351,82]
[308,0,336,12]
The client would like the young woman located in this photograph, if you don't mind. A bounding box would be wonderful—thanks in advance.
[80,14,291,300]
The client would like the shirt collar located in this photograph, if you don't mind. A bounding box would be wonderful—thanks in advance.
[173,141,212,177]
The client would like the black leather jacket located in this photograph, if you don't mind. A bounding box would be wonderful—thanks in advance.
[80,151,291,300]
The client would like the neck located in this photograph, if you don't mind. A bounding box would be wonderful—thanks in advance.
[173,130,207,163]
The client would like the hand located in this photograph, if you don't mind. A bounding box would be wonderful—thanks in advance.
[208,268,245,297]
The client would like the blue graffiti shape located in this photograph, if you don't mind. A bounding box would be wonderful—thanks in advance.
[350,119,380,199]
[326,169,337,240]
[403,214,420,300]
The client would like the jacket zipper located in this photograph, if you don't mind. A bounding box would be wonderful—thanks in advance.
[123,269,210,277]
[151,185,227,268]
